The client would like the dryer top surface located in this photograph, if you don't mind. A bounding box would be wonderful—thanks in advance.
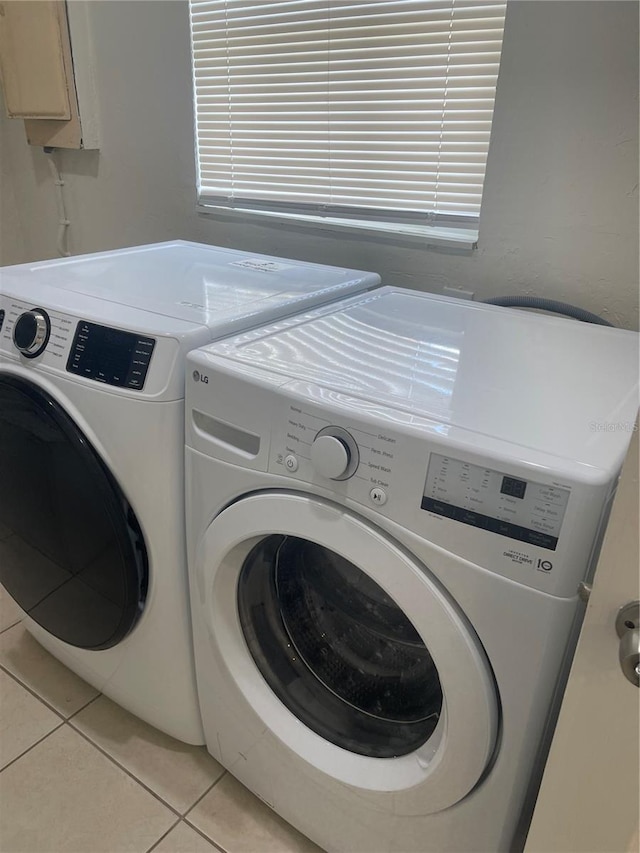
[0,241,379,335]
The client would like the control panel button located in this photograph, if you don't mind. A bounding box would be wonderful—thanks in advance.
[284,454,299,472]
[13,308,50,358]
[370,487,387,506]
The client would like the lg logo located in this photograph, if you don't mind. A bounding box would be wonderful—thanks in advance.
[192,370,209,384]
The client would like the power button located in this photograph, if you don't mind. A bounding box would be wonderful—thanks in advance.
[370,487,387,506]
[285,454,299,472]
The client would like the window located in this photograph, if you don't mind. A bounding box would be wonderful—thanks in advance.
[189,1,507,243]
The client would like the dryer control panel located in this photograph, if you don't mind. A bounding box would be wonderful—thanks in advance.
[66,321,155,390]
[1,298,75,365]
[0,295,161,395]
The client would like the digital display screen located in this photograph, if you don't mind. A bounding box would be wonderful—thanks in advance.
[421,453,570,552]
[66,322,155,390]
[500,476,527,499]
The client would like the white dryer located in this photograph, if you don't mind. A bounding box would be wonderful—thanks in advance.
[185,287,639,850]
[0,241,378,744]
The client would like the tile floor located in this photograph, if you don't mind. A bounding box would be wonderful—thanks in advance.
[0,587,323,853]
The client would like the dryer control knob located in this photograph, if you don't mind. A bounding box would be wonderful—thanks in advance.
[310,427,359,480]
[13,309,50,358]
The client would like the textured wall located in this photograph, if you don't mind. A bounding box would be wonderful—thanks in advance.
[1,1,638,328]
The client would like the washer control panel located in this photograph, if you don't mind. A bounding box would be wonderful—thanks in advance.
[260,388,604,596]
[271,401,399,507]
[422,453,570,551]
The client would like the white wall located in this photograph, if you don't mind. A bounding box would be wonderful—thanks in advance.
[0,118,26,265]
[1,0,638,328]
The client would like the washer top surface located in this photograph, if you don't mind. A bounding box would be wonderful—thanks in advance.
[0,241,379,335]
[196,287,639,472]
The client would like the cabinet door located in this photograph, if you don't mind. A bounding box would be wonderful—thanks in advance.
[0,0,71,119]
[0,0,85,148]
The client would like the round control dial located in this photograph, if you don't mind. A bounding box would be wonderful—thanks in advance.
[13,308,51,358]
[310,426,359,481]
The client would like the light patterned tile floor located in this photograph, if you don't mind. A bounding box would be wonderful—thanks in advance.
[0,609,323,853]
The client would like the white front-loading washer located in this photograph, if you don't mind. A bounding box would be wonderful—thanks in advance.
[0,241,379,744]
[185,287,638,850]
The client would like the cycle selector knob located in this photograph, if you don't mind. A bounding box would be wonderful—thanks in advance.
[311,436,349,479]
[310,427,359,481]
[13,309,51,358]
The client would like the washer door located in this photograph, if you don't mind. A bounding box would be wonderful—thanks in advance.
[0,375,148,650]
[197,492,498,812]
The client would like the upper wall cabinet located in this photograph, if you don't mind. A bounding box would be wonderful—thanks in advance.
[0,0,99,149]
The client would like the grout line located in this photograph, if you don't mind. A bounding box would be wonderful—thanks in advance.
[0,719,66,774]
[1,692,224,844]
[183,768,227,818]
[182,772,229,853]
[182,816,228,853]
[0,652,223,821]
[66,691,101,721]
[0,663,68,722]
[0,616,22,635]
[67,724,185,820]
[144,817,182,853]
[0,642,226,845]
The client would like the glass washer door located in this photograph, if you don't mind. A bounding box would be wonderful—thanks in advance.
[200,491,498,806]
[0,375,148,650]
[238,534,443,758]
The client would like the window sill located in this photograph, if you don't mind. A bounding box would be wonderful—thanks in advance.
[196,203,478,251]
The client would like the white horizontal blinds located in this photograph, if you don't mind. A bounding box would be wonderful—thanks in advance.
[190,0,506,221]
